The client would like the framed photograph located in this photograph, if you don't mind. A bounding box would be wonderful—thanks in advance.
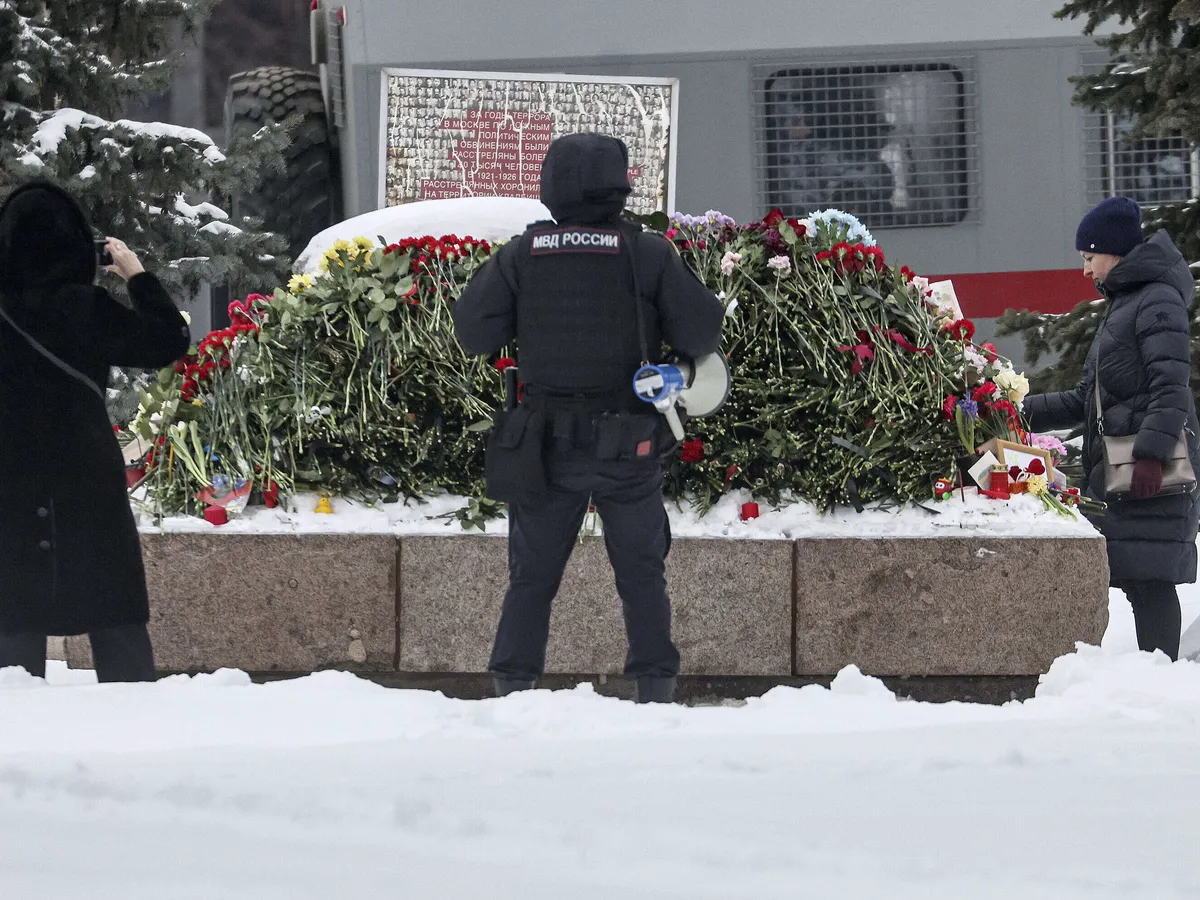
[927,279,963,321]
[977,438,1054,475]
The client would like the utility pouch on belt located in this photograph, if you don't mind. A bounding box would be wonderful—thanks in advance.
[484,404,549,503]
[594,412,664,461]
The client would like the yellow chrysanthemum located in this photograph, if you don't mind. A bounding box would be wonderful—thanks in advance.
[320,239,352,269]
[288,273,314,293]
[1026,474,1048,496]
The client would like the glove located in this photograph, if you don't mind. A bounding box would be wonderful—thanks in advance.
[1130,458,1164,499]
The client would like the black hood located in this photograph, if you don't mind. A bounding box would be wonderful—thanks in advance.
[1103,229,1195,302]
[0,181,97,305]
[538,133,632,225]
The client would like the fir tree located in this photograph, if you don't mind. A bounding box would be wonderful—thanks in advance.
[0,0,291,422]
[998,0,1200,397]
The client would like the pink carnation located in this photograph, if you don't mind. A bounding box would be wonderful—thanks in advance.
[1029,433,1068,458]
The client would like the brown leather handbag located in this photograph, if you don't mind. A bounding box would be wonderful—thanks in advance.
[1095,372,1196,500]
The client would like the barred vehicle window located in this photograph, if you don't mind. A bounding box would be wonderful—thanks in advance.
[1085,112,1197,207]
[1081,55,1199,207]
[756,60,977,228]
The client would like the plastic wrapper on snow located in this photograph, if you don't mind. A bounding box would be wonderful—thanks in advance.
[296,197,551,273]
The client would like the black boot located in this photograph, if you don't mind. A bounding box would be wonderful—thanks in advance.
[493,676,535,697]
[635,675,676,704]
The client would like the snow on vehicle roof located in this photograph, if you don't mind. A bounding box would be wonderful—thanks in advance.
[296,197,551,273]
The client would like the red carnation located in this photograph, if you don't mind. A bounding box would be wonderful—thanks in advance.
[494,357,516,372]
[944,319,976,341]
[761,208,785,227]
[972,382,998,402]
[991,398,1018,420]
[680,439,705,463]
[980,342,1000,363]
[942,394,959,420]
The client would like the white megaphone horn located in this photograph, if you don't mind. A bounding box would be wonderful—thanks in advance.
[632,351,731,441]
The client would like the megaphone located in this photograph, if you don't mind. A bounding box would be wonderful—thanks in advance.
[632,351,731,441]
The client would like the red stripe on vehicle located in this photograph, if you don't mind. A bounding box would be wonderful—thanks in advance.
[926,268,1097,319]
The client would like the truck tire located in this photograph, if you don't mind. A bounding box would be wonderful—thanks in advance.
[225,66,340,261]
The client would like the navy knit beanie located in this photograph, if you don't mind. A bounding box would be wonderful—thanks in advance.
[1075,196,1143,257]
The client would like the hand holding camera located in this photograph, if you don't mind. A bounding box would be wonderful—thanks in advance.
[96,236,145,281]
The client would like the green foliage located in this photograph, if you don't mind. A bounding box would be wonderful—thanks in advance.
[130,211,1033,520]
[133,235,501,516]
[656,212,981,510]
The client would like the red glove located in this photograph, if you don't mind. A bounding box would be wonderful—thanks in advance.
[1130,458,1164,499]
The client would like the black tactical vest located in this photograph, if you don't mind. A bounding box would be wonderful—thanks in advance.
[512,220,662,401]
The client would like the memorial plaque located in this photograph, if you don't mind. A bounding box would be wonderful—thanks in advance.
[378,68,677,213]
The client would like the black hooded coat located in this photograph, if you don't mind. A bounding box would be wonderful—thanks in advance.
[1025,230,1200,586]
[0,183,190,634]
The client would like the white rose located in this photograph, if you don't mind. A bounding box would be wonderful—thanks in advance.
[994,368,1030,405]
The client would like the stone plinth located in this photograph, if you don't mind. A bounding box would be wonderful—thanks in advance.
[63,530,1110,686]
[397,536,793,675]
[67,534,397,673]
[793,538,1110,676]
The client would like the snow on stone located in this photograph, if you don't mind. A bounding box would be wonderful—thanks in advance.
[296,197,552,273]
[135,488,1099,538]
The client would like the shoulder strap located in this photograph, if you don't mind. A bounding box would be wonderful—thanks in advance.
[1092,348,1104,436]
[0,304,106,402]
[621,225,649,366]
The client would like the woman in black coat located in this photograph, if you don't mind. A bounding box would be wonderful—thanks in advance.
[1025,196,1199,661]
[0,182,190,680]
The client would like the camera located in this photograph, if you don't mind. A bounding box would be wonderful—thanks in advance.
[95,237,113,267]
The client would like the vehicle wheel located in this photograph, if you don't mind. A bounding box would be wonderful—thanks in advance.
[225,65,340,262]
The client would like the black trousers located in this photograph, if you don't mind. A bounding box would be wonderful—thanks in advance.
[489,449,680,681]
[0,623,156,682]
[1122,581,1182,662]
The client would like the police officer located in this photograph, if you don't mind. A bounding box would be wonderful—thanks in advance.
[453,133,724,703]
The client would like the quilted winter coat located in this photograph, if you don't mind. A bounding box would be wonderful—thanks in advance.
[1025,230,1200,586]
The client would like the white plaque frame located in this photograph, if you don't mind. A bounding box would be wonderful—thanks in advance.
[377,67,679,213]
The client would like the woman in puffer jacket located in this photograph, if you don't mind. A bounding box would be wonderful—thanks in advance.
[1025,196,1199,661]
[0,182,190,680]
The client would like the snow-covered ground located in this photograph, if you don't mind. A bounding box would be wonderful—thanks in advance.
[3,583,1199,897]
